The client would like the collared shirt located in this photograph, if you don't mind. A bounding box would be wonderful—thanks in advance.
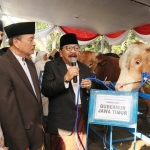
[13,53,37,97]
[65,63,81,105]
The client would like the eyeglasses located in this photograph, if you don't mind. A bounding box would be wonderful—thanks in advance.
[63,45,80,51]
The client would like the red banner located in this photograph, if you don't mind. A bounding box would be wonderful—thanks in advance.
[134,24,150,35]
[106,30,126,38]
[60,26,99,41]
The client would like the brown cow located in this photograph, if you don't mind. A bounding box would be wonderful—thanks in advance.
[78,51,98,73]
[95,53,120,82]
[78,51,120,89]
[115,42,150,122]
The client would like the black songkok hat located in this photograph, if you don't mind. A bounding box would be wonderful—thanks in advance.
[4,22,35,38]
[60,33,79,49]
[0,20,3,31]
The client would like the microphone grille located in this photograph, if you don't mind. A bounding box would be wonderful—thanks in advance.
[71,57,77,63]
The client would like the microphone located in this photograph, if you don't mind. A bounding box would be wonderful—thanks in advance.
[71,57,77,83]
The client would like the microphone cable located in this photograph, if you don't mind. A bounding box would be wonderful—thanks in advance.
[74,77,114,150]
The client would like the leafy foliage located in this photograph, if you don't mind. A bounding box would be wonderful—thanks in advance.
[35,22,48,30]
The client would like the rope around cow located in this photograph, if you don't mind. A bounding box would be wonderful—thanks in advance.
[90,72,150,92]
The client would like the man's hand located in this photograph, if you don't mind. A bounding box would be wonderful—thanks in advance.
[64,66,79,81]
[81,79,92,89]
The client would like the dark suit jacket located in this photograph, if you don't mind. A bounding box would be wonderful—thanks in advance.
[41,57,91,135]
[0,50,43,150]
[0,50,4,56]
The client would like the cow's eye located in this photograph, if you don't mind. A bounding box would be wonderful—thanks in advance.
[136,60,140,64]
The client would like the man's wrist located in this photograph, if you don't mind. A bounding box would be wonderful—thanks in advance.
[64,76,69,88]
[64,76,69,83]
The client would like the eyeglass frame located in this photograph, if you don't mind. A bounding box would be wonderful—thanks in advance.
[61,45,80,52]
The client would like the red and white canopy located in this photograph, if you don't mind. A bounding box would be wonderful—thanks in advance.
[35,24,150,45]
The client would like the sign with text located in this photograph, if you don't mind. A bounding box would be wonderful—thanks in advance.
[95,94,131,122]
[88,90,138,128]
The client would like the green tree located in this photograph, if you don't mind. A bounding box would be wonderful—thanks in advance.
[35,22,48,30]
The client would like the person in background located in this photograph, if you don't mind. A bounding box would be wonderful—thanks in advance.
[35,50,49,118]
[30,52,37,64]
[42,33,93,150]
[35,51,49,78]
[48,55,53,60]
[0,22,44,150]
[53,51,60,59]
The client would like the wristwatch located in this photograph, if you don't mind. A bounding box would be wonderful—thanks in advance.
[64,77,69,83]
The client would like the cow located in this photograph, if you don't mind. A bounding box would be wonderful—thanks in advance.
[78,51,98,73]
[78,51,120,89]
[104,53,120,58]
[95,53,120,82]
[115,42,150,120]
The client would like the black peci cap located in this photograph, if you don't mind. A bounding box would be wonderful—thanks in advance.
[4,22,35,38]
[60,33,78,49]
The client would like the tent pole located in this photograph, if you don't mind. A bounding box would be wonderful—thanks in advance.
[101,35,104,53]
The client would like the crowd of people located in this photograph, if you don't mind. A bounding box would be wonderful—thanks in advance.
[0,20,93,150]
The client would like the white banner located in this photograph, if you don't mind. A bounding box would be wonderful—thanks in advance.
[133,29,150,42]
[35,25,56,39]
[95,94,132,122]
[104,30,130,45]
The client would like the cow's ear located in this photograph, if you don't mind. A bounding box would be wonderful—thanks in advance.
[144,44,150,51]
[98,60,108,66]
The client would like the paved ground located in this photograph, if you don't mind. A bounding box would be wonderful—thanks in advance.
[44,104,150,150]
[88,118,150,150]
[87,102,150,150]
[44,122,150,150]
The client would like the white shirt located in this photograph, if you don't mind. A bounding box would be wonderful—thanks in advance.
[13,53,37,97]
[65,63,81,105]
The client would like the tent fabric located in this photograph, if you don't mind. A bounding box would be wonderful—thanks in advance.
[134,24,150,35]
[106,30,126,38]
[132,29,150,42]
[35,25,55,39]
[58,26,100,45]
[59,26,100,41]
[34,24,150,45]
[104,30,130,45]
